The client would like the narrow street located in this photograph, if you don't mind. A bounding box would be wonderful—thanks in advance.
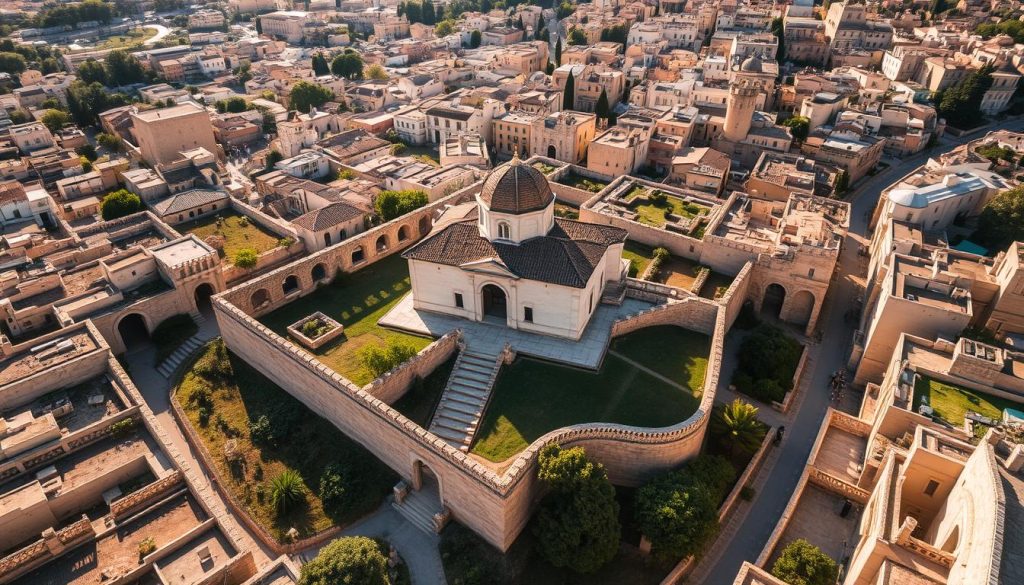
[697,119,1024,583]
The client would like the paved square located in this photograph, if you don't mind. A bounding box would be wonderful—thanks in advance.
[378,293,653,369]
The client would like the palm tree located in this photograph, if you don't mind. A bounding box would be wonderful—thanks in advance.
[271,469,306,515]
[712,399,762,456]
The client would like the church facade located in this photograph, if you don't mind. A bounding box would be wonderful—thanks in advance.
[403,157,628,340]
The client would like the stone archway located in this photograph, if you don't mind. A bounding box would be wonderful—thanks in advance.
[762,283,786,319]
[547,145,557,159]
[311,262,327,283]
[398,225,410,242]
[788,290,815,327]
[251,288,270,311]
[418,216,431,235]
[117,313,149,352]
[194,282,215,314]
[283,275,299,295]
[481,284,507,320]
[352,246,366,265]
[375,234,389,253]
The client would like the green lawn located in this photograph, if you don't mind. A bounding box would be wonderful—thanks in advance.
[258,255,430,386]
[556,171,607,193]
[471,326,709,463]
[392,354,456,427]
[913,375,1021,434]
[633,195,710,228]
[77,27,158,51]
[622,241,655,277]
[699,272,735,300]
[179,212,281,260]
[554,203,579,220]
[174,340,396,541]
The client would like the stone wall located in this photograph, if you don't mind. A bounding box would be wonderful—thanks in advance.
[110,470,184,520]
[579,205,706,261]
[0,325,109,410]
[0,515,95,585]
[611,295,719,338]
[364,330,461,404]
[222,239,304,287]
[718,261,754,330]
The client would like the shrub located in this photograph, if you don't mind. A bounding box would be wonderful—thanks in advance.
[270,469,306,515]
[76,143,97,161]
[649,191,668,206]
[233,247,258,268]
[771,539,839,585]
[359,342,418,378]
[298,536,389,585]
[193,339,233,382]
[740,485,756,501]
[732,324,801,403]
[110,417,136,438]
[278,236,295,247]
[318,462,351,519]
[374,189,428,221]
[248,414,279,447]
[138,537,157,560]
[439,523,504,585]
[100,189,142,220]
[711,399,764,457]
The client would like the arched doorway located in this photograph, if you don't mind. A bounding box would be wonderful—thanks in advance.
[397,225,410,242]
[194,282,215,314]
[117,314,149,352]
[789,290,815,326]
[375,234,388,253]
[283,275,299,295]
[311,263,327,283]
[251,288,270,310]
[481,284,507,320]
[351,246,365,265]
[762,283,786,319]
[547,145,557,159]
[418,216,431,235]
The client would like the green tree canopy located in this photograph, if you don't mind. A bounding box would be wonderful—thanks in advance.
[771,539,839,585]
[311,52,330,76]
[374,189,428,221]
[216,96,251,113]
[76,58,108,85]
[289,81,334,113]
[937,64,994,128]
[976,19,1024,43]
[66,80,129,127]
[40,109,70,133]
[435,19,456,36]
[711,399,763,456]
[782,115,810,142]
[595,88,610,122]
[97,132,122,152]
[298,537,389,585]
[470,29,482,48]
[331,50,364,80]
[567,27,587,45]
[562,72,575,110]
[105,50,147,86]
[976,184,1024,251]
[533,444,620,573]
[100,189,142,220]
[555,37,562,65]
[0,52,26,74]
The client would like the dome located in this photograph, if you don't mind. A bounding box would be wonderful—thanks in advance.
[740,54,763,73]
[479,157,554,214]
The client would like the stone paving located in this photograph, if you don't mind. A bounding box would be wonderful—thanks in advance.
[379,292,651,369]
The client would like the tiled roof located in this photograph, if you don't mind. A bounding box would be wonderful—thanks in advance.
[403,218,625,288]
[479,160,554,214]
[151,189,227,215]
[291,201,363,231]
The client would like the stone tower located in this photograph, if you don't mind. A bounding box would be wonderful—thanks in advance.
[723,79,759,143]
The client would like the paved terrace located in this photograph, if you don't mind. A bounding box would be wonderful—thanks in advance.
[378,293,652,369]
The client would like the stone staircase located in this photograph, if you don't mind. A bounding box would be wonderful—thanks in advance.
[155,313,210,379]
[601,280,627,306]
[427,347,502,451]
[391,483,446,535]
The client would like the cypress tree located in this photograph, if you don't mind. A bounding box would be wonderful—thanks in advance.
[563,73,575,111]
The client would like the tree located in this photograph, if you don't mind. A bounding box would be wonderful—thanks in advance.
[533,444,620,573]
[771,540,839,585]
[0,52,26,74]
[255,15,263,34]
[568,27,587,46]
[835,170,849,196]
[77,58,108,85]
[311,52,330,76]
[40,57,61,74]
[435,19,456,36]
[40,109,70,133]
[771,17,785,61]
[937,64,994,128]
[711,399,763,456]
[331,50,364,80]
[423,0,436,24]
[233,247,258,268]
[105,50,147,86]
[298,537,389,585]
[289,81,334,113]
[470,29,482,48]
[607,109,617,126]
[216,96,250,113]
[595,88,610,123]
[545,60,555,75]
[100,189,142,220]
[732,323,802,403]
[405,1,422,24]
[374,189,428,220]
[318,462,352,519]
[76,143,98,162]
[555,37,562,66]
[562,72,575,110]
[536,25,548,41]
[634,455,734,560]
[97,132,122,152]
[782,115,810,142]
[364,63,388,81]
[976,185,1024,250]
[270,469,306,515]
[265,149,284,171]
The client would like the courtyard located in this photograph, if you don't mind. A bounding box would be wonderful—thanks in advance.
[258,255,431,385]
[913,375,1022,437]
[622,241,655,277]
[174,340,396,541]
[471,325,710,463]
[625,185,711,228]
[179,212,282,260]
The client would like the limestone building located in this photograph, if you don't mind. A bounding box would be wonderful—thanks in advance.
[131,103,219,166]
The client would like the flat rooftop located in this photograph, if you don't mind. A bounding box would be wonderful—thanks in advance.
[150,237,212,268]
[0,331,100,387]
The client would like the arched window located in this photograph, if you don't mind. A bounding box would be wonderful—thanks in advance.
[497,221,511,239]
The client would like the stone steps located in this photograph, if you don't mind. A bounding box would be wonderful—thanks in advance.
[428,347,502,451]
[391,488,443,535]
[601,281,627,306]
[156,335,205,379]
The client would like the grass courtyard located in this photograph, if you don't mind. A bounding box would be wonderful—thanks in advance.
[556,171,608,193]
[471,326,710,463]
[913,375,1021,436]
[174,340,396,541]
[622,241,655,277]
[179,212,282,260]
[258,254,431,386]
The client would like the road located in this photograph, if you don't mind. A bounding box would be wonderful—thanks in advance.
[143,23,171,46]
[698,118,1024,584]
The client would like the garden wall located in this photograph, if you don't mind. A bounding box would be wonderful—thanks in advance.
[222,239,304,286]
[364,330,461,404]
[229,198,295,238]
[718,261,754,330]
[579,205,706,261]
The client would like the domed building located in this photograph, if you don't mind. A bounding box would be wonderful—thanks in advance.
[402,156,628,340]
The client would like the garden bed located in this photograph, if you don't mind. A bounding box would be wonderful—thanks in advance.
[622,241,655,278]
[179,212,282,259]
[556,170,608,193]
[173,340,396,542]
[471,326,710,463]
[286,312,344,351]
[257,255,431,385]
[913,375,1021,438]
